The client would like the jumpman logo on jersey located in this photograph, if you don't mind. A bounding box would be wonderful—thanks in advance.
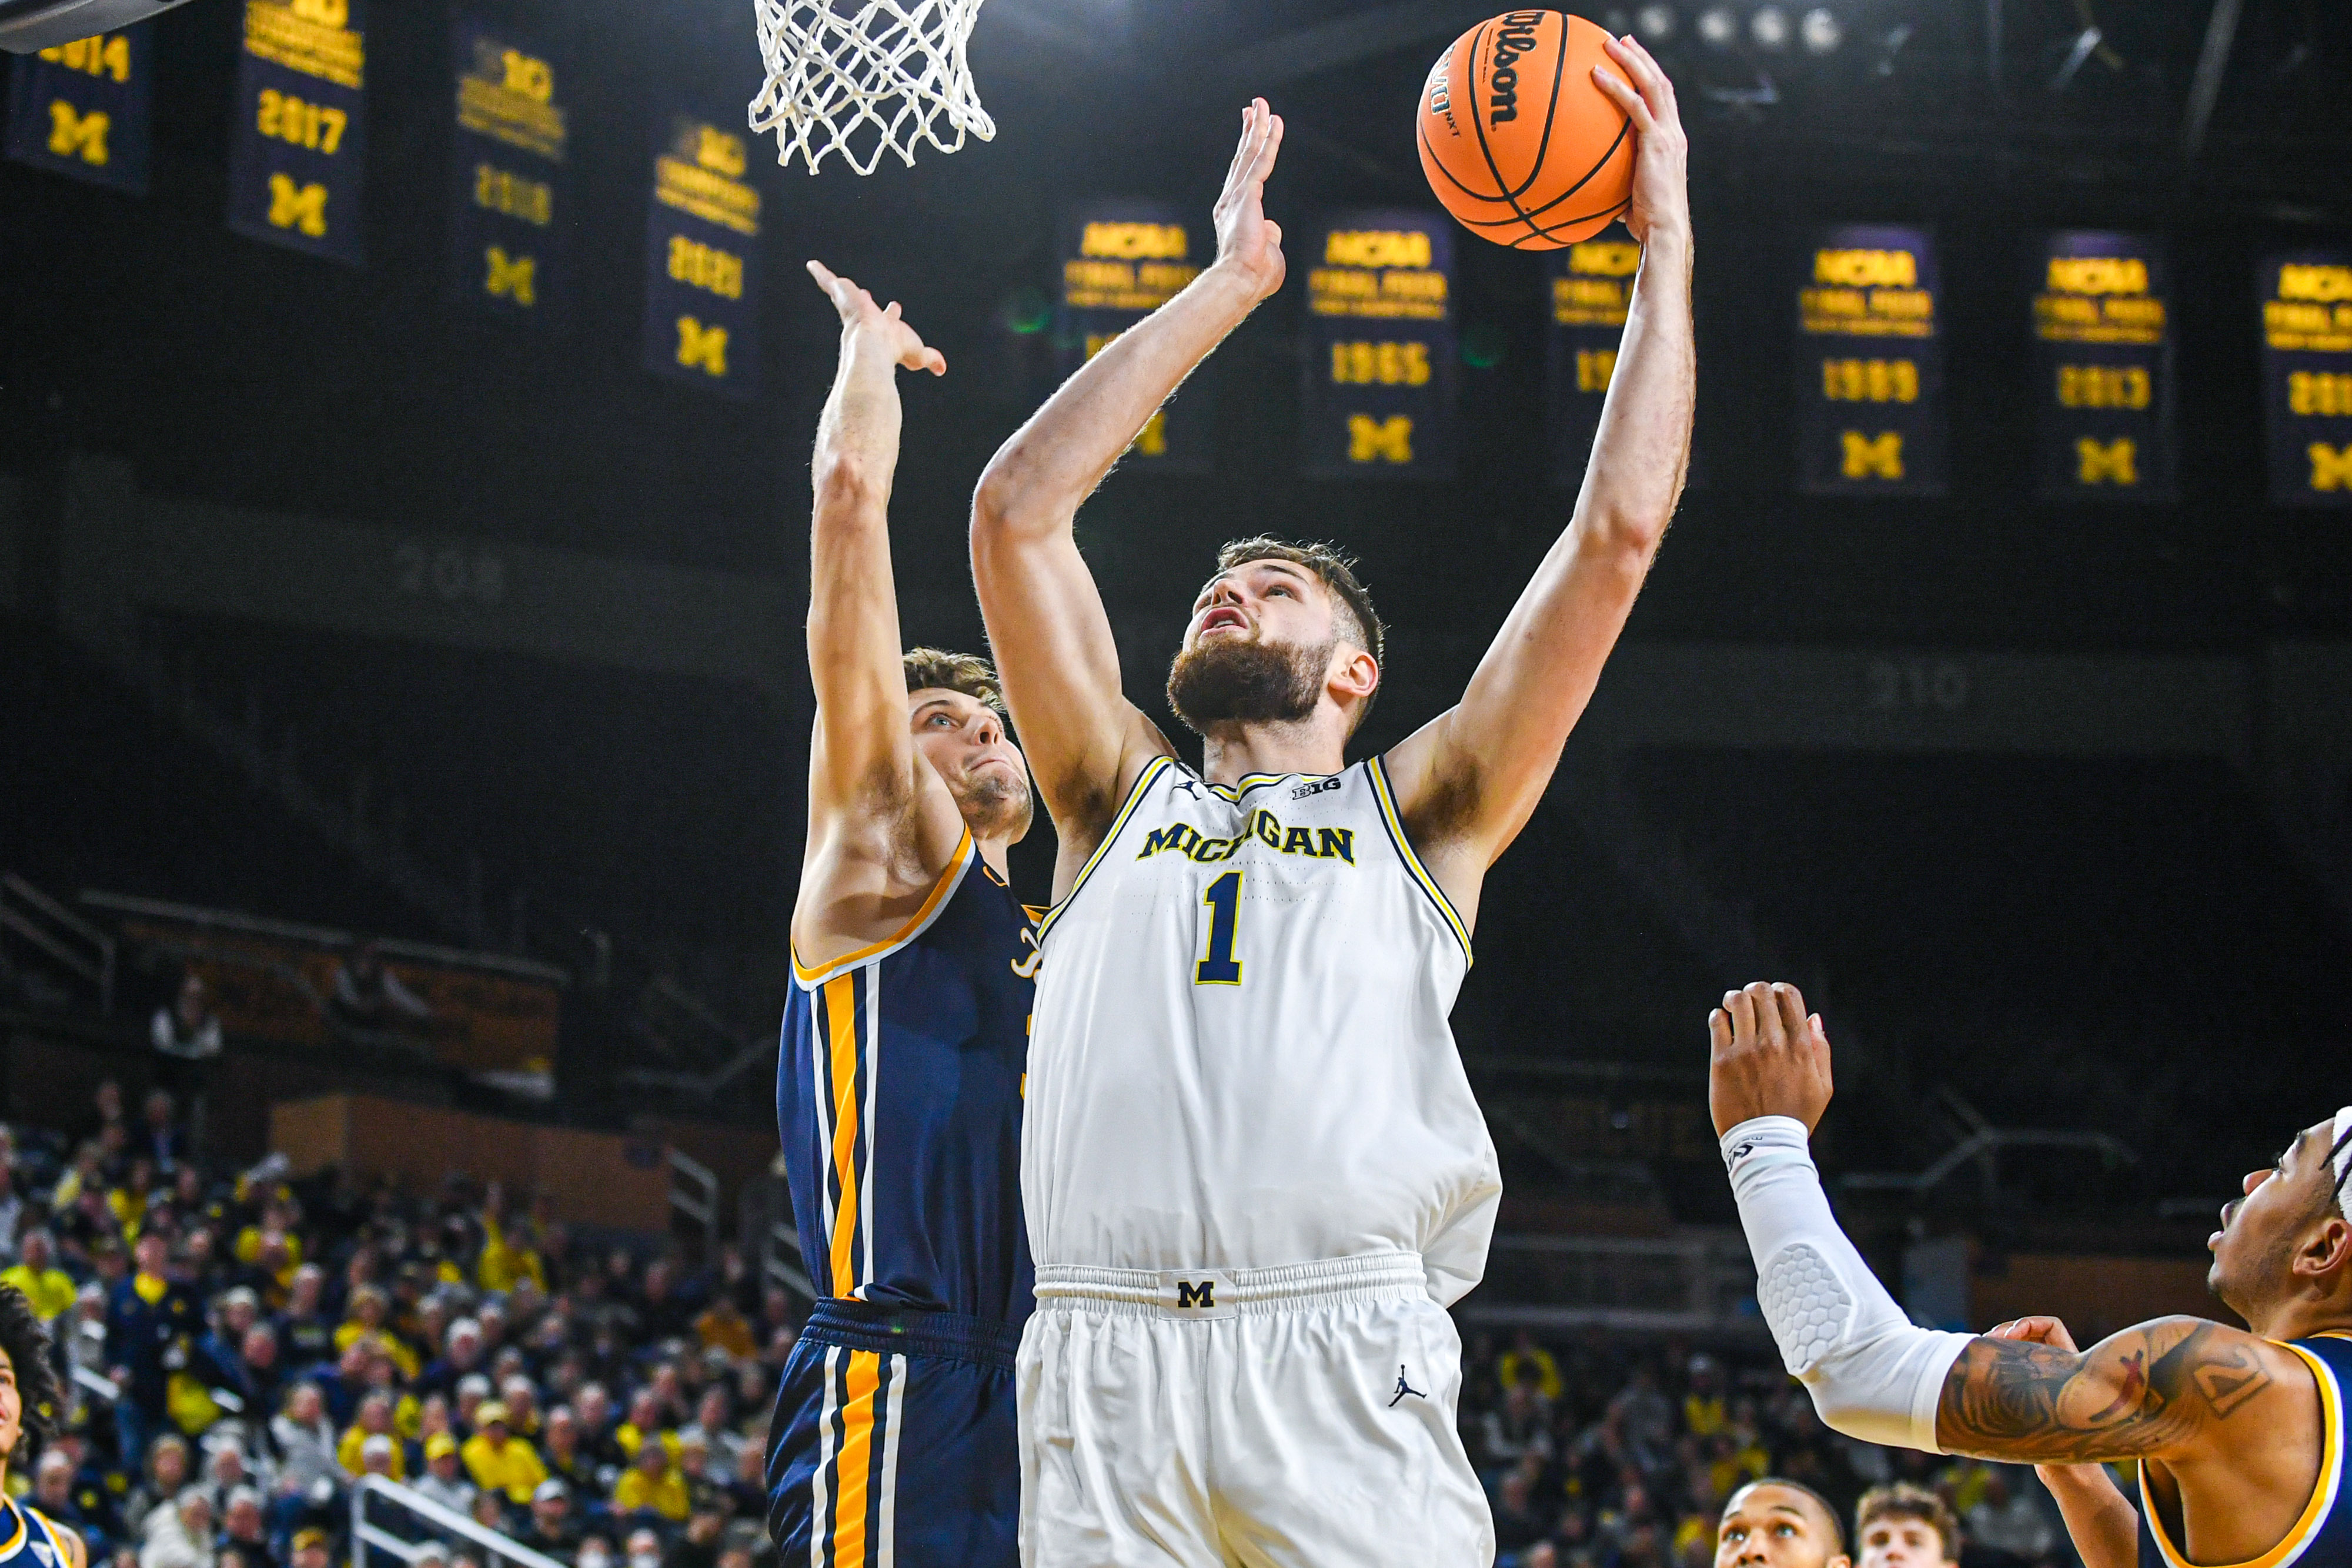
[1389,1365,1425,1406]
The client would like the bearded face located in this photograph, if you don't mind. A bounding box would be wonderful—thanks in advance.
[1165,631,1335,733]
[948,760,1034,841]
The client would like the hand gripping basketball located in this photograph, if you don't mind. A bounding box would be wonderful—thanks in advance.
[1212,99,1287,305]
[806,259,946,377]
[1588,33,1689,249]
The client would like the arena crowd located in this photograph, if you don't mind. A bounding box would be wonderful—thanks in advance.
[1453,1329,2077,1568]
[0,1081,785,1568]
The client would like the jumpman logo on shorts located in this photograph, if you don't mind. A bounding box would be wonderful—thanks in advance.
[1389,1365,1425,1407]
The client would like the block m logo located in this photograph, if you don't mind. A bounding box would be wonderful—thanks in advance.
[676,316,729,377]
[267,175,329,237]
[46,102,110,166]
[1840,430,1904,480]
[1347,413,1414,464]
[2310,442,2352,493]
[485,246,536,306]
[1174,1279,1216,1310]
[2075,437,2138,486]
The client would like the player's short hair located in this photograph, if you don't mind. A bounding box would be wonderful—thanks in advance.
[0,1286,62,1458]
[1212,538,1386,668]
[1855,1483,1959,1563]
[1727,1479,1846,1557]
[902,648,1005,718]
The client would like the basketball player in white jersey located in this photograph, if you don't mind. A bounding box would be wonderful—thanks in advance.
[968,41,1692,1568]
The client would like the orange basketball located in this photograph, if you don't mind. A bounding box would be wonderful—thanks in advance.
[1418,10,1635,250]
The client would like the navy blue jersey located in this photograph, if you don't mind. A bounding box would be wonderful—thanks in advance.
[778,828,1038,1323]
[0,1499,79,1568]
[2139,1332,2351,1568]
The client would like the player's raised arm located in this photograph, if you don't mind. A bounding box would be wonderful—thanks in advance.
[1708,982,2322,1470]
[795,261,963,959]
[970,102,1287,863]
[1384,37,1693,910]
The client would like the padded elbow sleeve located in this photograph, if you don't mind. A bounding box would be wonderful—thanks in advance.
[1724,1116,1971,1453]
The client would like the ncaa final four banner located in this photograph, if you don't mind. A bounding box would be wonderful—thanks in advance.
[642,114,763,398]
[1300,209,1457,480]
[2031,232,2174,502]
[1795,224,1947,496]
[228,0,368,266]
[446,17,570,327]
[2259,251,2352,507]
[1545,238,1639,487]
[1058,200,1212,473]
[6,23,155,195]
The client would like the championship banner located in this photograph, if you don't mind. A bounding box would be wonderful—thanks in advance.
[6,24,153,194]
[2032,232,2173,502]
[642,114,761,397]
[228,0,367,265]
[446,17,568,326]
[1301,210,1456,480]
[2259,251,2352,507]
[1058,200,1211,473]
[1795,225,1946,496]
[1546,238,1640,487]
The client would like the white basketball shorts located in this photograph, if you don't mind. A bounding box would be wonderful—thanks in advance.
[1015,1252,1494,1568]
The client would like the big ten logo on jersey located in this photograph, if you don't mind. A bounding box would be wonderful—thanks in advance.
[1138,808,1357,867]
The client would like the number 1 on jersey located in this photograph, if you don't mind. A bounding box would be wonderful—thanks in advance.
[1195,870,1244,985]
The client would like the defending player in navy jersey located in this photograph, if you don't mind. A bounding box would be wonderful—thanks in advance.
[1709,982,2352,1568]
[0,1287,86,1568]
[766,261,1040,1568]
[970,45,1691,1568]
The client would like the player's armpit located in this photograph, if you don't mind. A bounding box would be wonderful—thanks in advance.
[1935,1316,2290,1465]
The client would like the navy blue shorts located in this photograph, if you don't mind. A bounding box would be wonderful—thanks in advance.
[767,1299,1022,1568]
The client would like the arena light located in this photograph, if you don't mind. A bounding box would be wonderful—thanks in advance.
[1800,7,1842,54]
[1635,4,1678,42]
[1750,6,1791,51]
[1696,6,1738,49]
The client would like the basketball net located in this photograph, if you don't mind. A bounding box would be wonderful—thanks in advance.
[749,0,996,176]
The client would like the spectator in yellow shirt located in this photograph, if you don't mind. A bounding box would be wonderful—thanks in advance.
[338,1392,406,1481]
[476,1193,546,1295]
[461,1402,547,1505]
[1495,1329,1562,1404]
[333,1287,420,1382]
[1,1231,78,1322]
[610,1440,687,1523]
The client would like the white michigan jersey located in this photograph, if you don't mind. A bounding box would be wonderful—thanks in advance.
[1025,754,1502,1304]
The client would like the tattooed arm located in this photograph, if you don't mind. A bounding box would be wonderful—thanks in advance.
[1936,1316,2293,1464]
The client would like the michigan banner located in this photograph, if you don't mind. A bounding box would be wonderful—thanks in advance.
[6,23,153,194]
[1795,224,1946,496]
[228,0,367,265]
[2032,232,2173,502]
[446,16,569,326]
[1301,210,1456,480]
[1057,200,1212,473]
[2259,250,2352,507]
[642,114,762,397]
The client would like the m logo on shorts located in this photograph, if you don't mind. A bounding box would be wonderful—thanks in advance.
[1175,1279,1215,1310]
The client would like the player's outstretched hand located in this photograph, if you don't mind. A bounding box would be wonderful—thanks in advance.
[1708,981,1833,1136]
[807,258,947,376]
[1591,34,1689,250]
[1212,99,1286,305]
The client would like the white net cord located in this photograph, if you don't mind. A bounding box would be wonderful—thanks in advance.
[750,0,995,176]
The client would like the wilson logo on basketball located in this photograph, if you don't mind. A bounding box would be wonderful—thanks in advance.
[1486,11,1546,126]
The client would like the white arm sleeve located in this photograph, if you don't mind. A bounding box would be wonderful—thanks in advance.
[1723,1115,1972,1453]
